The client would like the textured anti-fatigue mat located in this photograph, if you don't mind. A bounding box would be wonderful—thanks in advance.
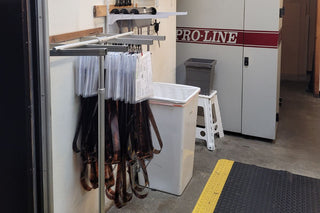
[193,159,320,213]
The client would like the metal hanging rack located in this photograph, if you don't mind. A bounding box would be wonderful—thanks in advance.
[78,34,166,45]
[49,31,165,213]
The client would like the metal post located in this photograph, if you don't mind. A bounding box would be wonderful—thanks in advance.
[147,26,150,51]
[37,0,54,212]
[98,55,106,213]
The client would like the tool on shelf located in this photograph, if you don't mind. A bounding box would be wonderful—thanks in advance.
[110,7,157,15]
[115,0,132,6]
[152,19,160,47]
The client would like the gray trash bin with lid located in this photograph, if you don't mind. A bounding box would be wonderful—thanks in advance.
[184,58,217,95]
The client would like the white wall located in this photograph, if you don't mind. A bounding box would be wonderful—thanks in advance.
[48,0,176,212]
[48,0,105,35]
[50,57,102,213]
[48,0,105,212]
[150,0,177,83]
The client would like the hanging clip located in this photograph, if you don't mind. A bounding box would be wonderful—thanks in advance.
[152,19,161,47]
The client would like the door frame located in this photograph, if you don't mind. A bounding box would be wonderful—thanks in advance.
[315,0,320,96]
[1,0,47,211]
[35,0,54,212]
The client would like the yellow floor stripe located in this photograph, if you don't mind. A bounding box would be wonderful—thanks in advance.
[193,159,234,213]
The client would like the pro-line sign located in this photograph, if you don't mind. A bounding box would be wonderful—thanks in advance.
[176,27,280,49]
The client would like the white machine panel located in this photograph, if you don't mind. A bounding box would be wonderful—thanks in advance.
[177,0,245,29]
[177,44,243,132]
[177,0,244,133]
[242,47,279,139]
[177,0,282,139]
[244,0,280,31]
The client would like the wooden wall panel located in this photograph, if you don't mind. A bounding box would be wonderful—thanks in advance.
[281,0,310,81]
[281,1,301,80]
[93,5,107,17]
[307,0,317,71]
[49,27,103,44]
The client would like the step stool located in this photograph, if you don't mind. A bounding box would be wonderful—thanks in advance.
[196,90,224,151]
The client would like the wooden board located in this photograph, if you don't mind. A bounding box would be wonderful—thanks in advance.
[307,0,317,71]
[281,0,310,81]
[281,1,301,80]
[93,5,107,17]
[314,0,320,95]
[49,27,103,44]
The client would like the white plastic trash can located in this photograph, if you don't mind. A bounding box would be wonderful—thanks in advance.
[146,82,200,195]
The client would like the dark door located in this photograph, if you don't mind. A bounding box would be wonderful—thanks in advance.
[0,0,42,212]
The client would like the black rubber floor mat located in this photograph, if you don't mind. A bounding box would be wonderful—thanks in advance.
[214,162,320,213]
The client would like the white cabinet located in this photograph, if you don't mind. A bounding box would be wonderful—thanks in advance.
[244,0,280,31]
[242,48,279,139]
[177,0,283,140]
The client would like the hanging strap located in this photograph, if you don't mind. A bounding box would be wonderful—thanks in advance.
[114,159,133,208]
[128,159,150,199]
[80,159,93,191]
[73,99,163,205]
[105,164,116,200]
[110,102,121,163]
[89,160,98,189]
[146,101,163,154]
[72,98,85,153]
[72,115,82,153]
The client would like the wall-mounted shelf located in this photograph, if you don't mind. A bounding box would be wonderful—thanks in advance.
[107,12,188,25]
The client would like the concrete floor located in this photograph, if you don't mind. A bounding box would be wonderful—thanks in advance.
[108,81,320,212]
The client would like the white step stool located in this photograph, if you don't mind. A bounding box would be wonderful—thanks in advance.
[196,90,224,151]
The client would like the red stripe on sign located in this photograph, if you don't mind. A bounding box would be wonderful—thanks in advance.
[243,31,279,48]
[176,27,280,49]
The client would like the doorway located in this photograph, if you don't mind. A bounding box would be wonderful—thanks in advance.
[281,0,317,92]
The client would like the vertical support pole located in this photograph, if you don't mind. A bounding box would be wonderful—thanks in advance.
[106,2,110,34]
[314,0,320,96]
[98,55,106,213]
[37,0,54,212]
[147,26,150,51]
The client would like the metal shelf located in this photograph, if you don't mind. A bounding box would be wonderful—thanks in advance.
[107,12,188,25]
